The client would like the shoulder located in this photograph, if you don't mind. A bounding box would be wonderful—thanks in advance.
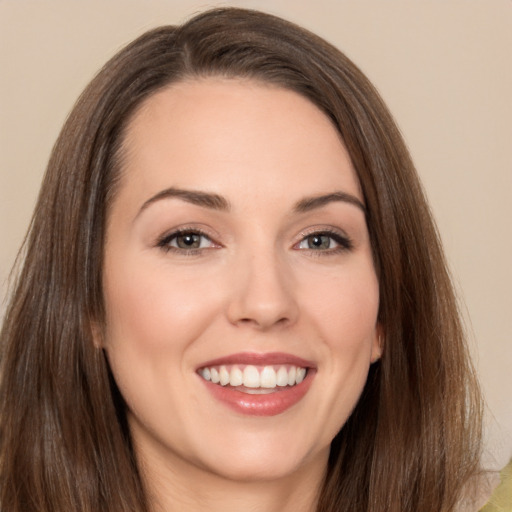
[478,460,512,512]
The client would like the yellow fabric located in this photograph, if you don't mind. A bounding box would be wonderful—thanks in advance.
[479,460,512,512]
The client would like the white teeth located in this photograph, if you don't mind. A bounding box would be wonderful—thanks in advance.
[287,366,296,386]
[276,366,288,387]
[219,366,230,386]
[229,366,243,386]
[200,364,309,389]
[210,367,220,384]
[260,366,277,388]
[243,365,260,388]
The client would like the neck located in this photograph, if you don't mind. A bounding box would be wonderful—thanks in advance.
[138,443,328,512]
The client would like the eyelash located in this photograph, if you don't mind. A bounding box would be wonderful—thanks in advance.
[295,229,353,255]
[157,228,217,255]
[156,228,353,256]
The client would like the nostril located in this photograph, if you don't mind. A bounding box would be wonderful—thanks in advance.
[236,315,290,329]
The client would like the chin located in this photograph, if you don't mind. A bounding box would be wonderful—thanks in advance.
[202,455,309,483]
[192,433,328,484]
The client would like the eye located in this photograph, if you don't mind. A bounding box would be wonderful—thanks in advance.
[157,229,216,252]
[296,231,353,253]
[298,234,335,250]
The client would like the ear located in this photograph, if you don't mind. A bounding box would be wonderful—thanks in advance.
[370,324,384,363]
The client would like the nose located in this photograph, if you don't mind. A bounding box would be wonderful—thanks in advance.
[226,248,299,330]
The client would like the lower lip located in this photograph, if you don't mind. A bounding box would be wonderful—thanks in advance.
[199,370,315,416]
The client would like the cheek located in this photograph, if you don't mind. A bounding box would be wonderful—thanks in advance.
[299,263,379,427]
[304,264,379,349]
[102,259,221,355]
[100,258,225,434]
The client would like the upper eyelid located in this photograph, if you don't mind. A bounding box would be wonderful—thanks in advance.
[167,230,212,243]
[157,225,219,245]
[155,224,352,248]
[296,225,350,241]
[156,229,219,254]
[294,227,354,251]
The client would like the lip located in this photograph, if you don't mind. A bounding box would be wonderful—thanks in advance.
[197,352,316,369]
[197,352,316,417]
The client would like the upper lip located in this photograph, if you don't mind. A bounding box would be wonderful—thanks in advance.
[197,352,316,369]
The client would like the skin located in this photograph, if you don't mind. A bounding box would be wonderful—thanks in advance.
[100,78,381,512]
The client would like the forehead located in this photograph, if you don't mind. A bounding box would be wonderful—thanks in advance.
[117,78,362,210]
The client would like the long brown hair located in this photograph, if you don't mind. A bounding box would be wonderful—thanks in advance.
[0,8,482,511]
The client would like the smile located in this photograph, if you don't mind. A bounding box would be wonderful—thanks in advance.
[197,353,315,416]
[198,364,307,392]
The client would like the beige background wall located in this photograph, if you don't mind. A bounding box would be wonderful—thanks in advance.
[1,0,511,469]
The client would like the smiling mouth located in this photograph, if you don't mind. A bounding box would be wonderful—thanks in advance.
[198,364,307,394]
[196,353,315,416]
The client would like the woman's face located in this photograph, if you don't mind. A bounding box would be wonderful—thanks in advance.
[101,78,381,483]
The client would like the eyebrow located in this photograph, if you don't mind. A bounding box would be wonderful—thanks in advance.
[137,187,365,217]
[138,187,231,215]
[293,192,366,214]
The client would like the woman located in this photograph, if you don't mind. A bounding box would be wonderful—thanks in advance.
[0,7,484,512]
